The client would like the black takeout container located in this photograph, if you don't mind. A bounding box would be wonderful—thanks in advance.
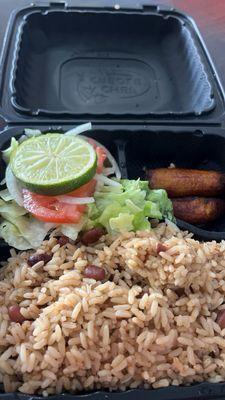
[0,2,225,400]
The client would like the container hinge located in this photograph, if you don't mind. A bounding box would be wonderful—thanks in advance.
[49,1,67,8]
[142,4,174,13]
[142,5,159,12]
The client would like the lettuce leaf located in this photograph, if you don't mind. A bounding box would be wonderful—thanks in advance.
[0,221,31,250]
[88,179,174,234]
[8,216,53,249]
[147,189,174,221]
[60,217,87,241]
[0,199,27,217]
[109,213,134,232]
[0,189,13,202]
[0,199,53,249]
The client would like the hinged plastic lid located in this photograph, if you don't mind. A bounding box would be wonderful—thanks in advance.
[0,1,224,125]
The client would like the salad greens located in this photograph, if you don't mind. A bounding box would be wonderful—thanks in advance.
[0,126,175,250]
[88,179,174,233]
[0,199,52,250]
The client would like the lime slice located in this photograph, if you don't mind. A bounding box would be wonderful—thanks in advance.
[10,134,97,195]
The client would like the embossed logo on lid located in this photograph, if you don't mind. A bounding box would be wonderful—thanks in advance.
[60,57,159,113]
[77,66,150,104]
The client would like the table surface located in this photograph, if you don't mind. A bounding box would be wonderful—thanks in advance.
[0,0,225,125]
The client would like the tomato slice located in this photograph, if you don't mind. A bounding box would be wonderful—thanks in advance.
[22,180,94,224]
[68,179,96,197]
[96,146,107,174]
[87,139,107,174]
[22,189,83,223]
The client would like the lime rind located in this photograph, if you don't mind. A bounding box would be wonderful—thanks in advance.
[11,134,97,195]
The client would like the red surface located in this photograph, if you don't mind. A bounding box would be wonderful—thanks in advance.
[145,0,225,90]
[172,0,225,89]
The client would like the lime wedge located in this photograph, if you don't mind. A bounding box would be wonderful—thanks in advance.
[10,134,97,195]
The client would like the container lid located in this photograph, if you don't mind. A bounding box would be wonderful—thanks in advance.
[0,1,224,125]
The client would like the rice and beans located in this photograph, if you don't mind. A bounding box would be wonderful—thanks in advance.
[0,223,225,395]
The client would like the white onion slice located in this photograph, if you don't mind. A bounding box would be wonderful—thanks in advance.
[102,167,115,176]
[95,174,122,187]
[81,135,121,179]
[18,135,27,143]
[65,123,92,136]
[5,166,24,206]
[56,196,95,204]
[95,179,104,191]
[19,129,42,143]
[24,128,42,137]
[0,178,6,185]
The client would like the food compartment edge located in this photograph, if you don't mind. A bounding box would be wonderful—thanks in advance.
[2,378,225,399]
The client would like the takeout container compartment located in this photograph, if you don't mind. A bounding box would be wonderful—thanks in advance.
[0,2,224,123]
[1,125,225,243]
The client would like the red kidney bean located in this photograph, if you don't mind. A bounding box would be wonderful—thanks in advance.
[216,310,225,329]
[84,265,106,281]
[81,228,105,246]
[27,253,52,267]
[174,287,185,297]
[57,236,69,246]
[8,305,25,323]
[156,243,168,254]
